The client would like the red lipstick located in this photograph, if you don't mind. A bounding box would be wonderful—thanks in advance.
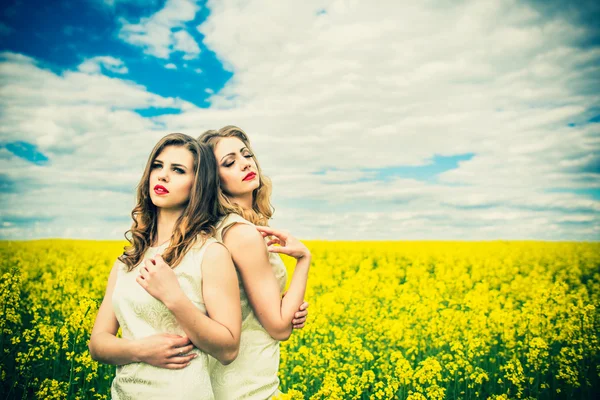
[154,185,169,195]
[243,172,256,181]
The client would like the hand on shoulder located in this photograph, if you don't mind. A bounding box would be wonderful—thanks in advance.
[255,226,311,260]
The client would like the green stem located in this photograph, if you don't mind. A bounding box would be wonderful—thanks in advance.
[67,304,91,399]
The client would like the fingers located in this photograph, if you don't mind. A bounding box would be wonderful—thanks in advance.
[171,335,192,347]
[293,316,306,324]
[256,226,289,241]
[266,245,287,254]
[144,259,155,272]
[136,275,148,289]
[293,322,305,329]
[164,361,192,370]
[168,353,197,364]
[266,238,283,247]
[137,262,151,288]
[169,344,194,357]
[139,265,150,280]
[299,301,309,311]
[293,306,308,325]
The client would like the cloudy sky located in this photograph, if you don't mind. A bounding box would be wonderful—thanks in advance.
[1,0,599,241]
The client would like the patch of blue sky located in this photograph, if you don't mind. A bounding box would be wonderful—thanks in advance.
[441,202,500,210]
[356,153,474,183]
[361,153,475,183]
[312,153,475,183]
[134,107,182,118]
[0,174,16,192]
[564,107,600,127]
[0,215,54,225]
[3,141,49,165]
[546,188,600,201]
[0,0,232,108]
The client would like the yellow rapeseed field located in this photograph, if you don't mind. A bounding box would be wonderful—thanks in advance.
[0,240,598,399]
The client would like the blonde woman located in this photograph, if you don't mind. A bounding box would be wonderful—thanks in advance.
[199,126,310,399]
[89,133,242,399]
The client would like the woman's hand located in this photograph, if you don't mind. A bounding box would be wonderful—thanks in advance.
[134,333,197,369]
[283,290,309,329]
[256,226,311,260]
[136,254,184,307]
[293,300,309,329]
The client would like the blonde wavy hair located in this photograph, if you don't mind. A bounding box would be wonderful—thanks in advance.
[198,126,273,226]
[119,133,220,271]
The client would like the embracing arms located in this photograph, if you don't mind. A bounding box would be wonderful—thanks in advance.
[89,242,242,367]
[223,224,311,341]
[88,262,197,369]
[136,243,241,365]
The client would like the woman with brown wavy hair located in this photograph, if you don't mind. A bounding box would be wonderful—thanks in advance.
[199,126,311,399]
[89,133,241,399]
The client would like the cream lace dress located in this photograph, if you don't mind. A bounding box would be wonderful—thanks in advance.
[209,214,288,400]
[110,237,217,400]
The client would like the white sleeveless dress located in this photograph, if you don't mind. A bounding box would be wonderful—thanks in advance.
[111,237,217,400]
[209,214,288,400]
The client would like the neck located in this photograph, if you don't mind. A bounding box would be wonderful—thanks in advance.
[229,192,253,211]
[155,207,183,246]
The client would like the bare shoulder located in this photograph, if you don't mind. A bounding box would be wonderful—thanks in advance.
[225,223,264,248]
[203,241,231,262]
[110,258,123,274]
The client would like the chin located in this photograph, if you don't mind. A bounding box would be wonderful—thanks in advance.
[150,196,170,208]
[249,180,261,191]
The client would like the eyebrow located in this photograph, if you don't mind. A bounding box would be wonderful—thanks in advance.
[219,147,249,163]
[153,159,188,170]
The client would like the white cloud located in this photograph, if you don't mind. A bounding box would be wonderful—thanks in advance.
[78,56,129,74]
[1,0,599,240]
[173,30,201,60]
[0,52,197,240]
[165,63,177,69]
[118,0,202,60]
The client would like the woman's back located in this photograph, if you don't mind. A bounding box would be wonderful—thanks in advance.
[209,213,287,399]
[111,237,216,399]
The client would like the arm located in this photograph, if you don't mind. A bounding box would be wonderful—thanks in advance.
[223,224,311,341]
[138,243,241,365]
[89,261,195,369]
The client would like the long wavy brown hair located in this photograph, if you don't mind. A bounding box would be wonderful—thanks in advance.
[119,133,220,271]
[198,126,273,226]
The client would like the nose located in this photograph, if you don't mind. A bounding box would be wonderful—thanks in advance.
[157,168,169,182]
[241,156,252,170]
